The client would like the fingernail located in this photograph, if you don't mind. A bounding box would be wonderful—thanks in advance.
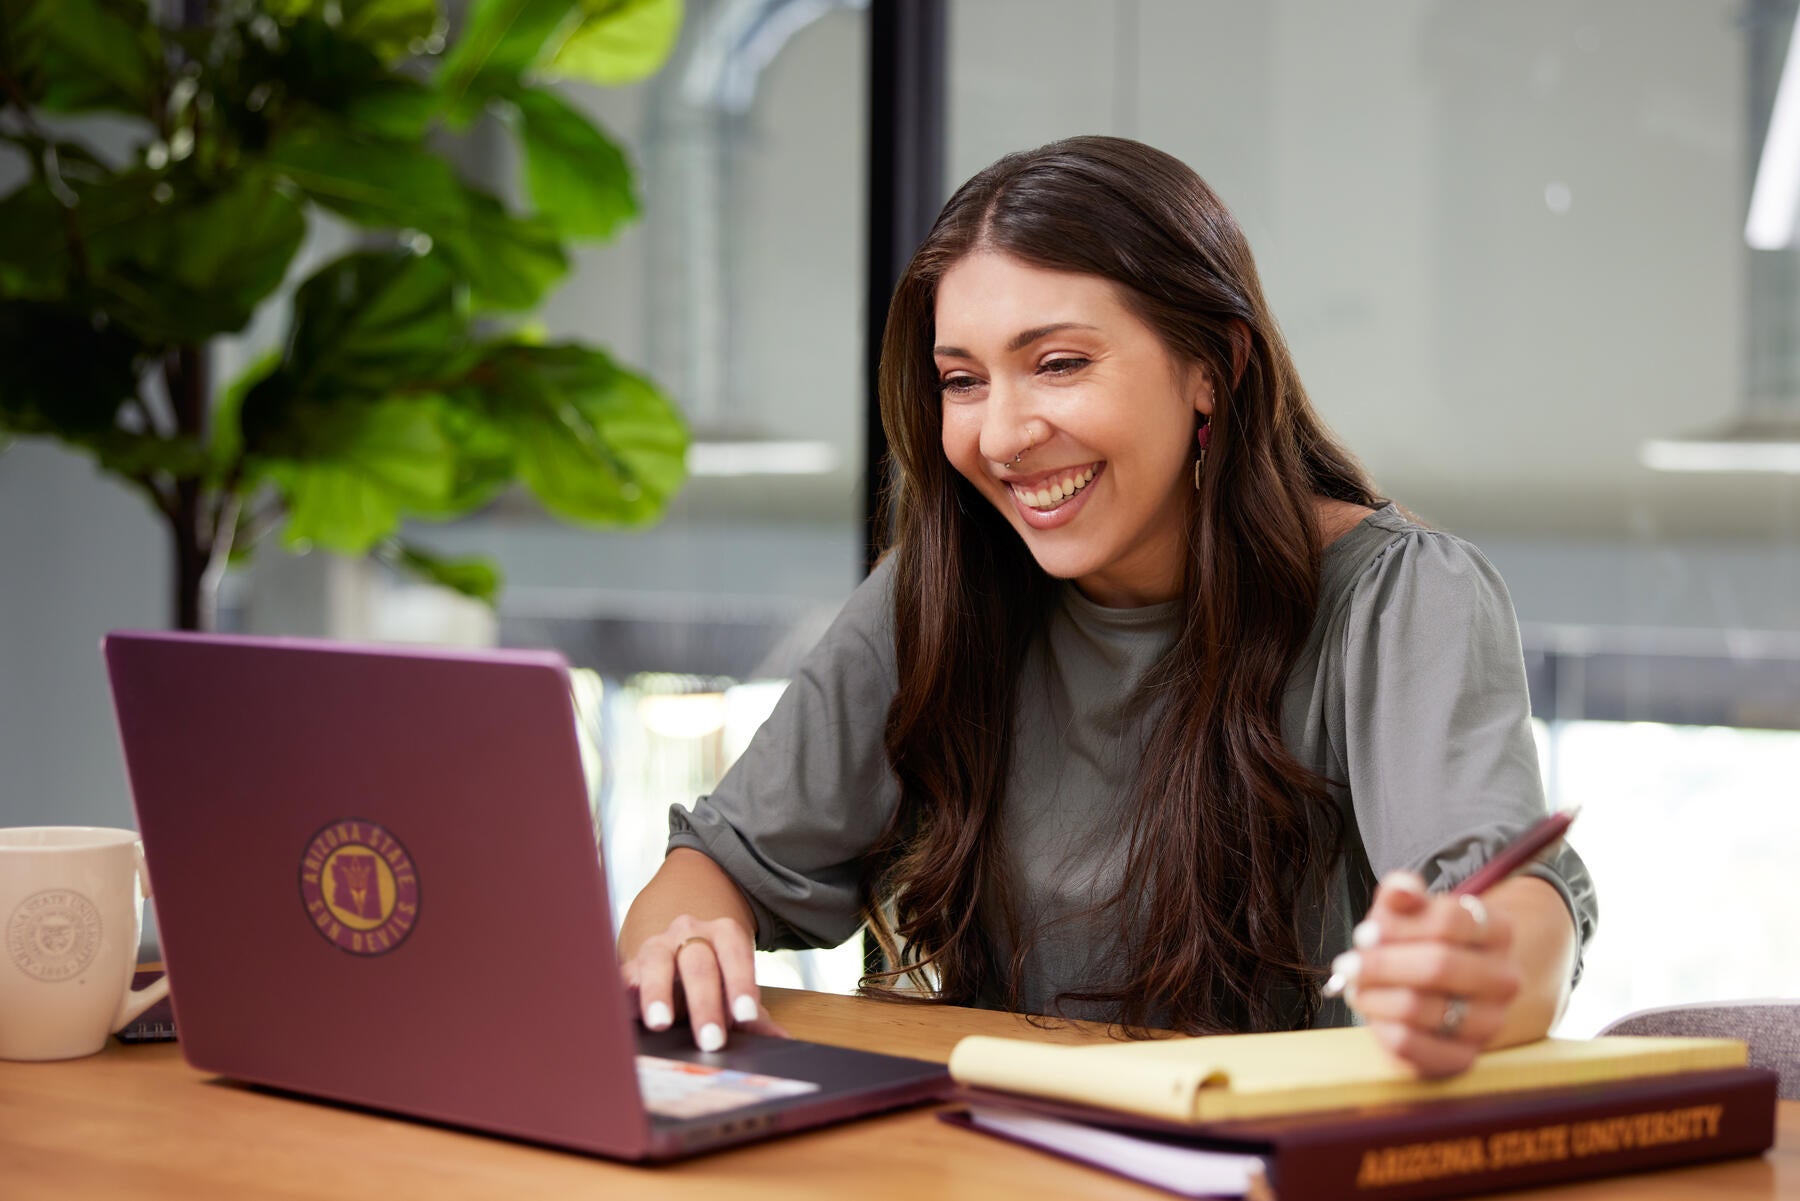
[732,994,759,1024]
[645,1001,672,1031]
[1330,950,1362,980]
[697,1023,725,1053]
[1321,971,1347,998]
[1382,870,1426,894]
[1352,920,1381,950]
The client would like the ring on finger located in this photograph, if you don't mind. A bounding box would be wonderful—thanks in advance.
[676,935,712,955]
[1437,994,1470,1039]
[1457,893,1489,939]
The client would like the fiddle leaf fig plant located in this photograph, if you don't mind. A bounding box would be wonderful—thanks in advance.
[0,0,689,629]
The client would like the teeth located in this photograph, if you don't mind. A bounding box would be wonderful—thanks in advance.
[1013,466,1097,511]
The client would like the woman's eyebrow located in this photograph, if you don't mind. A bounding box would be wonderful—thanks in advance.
[933,322,1100,360]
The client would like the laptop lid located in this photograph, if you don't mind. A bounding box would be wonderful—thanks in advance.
[104,631,950,1161]
[105,631,657,1158]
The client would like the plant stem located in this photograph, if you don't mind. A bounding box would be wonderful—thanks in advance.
[166,344,212,630]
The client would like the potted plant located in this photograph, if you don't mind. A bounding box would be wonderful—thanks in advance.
[0,0,691,630]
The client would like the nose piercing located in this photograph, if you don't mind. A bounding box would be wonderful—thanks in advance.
[1011,423,1039,467]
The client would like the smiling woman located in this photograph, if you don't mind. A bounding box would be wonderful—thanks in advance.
[619,136,1598,1080]
[934,258,1206,605]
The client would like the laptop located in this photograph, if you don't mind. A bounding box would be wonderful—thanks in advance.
[102,630,949,1160]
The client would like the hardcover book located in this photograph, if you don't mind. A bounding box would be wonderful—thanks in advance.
[943,1066,1779,1200]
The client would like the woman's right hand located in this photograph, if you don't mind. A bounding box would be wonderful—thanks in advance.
[621,913,787,1051]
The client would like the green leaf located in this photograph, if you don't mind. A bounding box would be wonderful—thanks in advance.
[91,431,208,479]
[284,249,468,395]
[549,0,681,86]
[444,191,568,311]
[0,0,54,100]
[82,170,307,343]
[32,0,159,114]
[341,0,445,60]
[390,540,501,603]
[436,391,515,507]
[267,124,566,311]
[259,397,459,553]
[0,183,72,300]
[342,77,441,139]
[0,300,140,436]
[266,124,466,228]
[436,0,575,113]
[213,348,282,476]
[465,342,687,525]
[511,85,636,240]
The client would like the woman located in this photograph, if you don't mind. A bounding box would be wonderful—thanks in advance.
[620,136,1597,1079]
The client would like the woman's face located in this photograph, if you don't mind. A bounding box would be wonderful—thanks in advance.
[934,251,1211,607]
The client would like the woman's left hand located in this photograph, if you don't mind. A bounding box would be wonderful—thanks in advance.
[1337,871,1522,1079]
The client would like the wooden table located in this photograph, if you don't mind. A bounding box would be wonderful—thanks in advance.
[2,986,1795,1200]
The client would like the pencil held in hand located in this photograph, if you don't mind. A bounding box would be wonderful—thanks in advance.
[1322,808,1578,999]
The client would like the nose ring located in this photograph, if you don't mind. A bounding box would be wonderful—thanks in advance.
[1011,423,1039,468]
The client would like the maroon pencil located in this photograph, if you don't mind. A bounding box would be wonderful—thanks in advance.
[1449,807,1579,897]
[1321,807,1580,998]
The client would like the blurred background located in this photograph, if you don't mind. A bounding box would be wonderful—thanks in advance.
[3,0,1797,1031]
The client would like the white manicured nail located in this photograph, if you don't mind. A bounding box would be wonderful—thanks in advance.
[1382,870,1427,894]
[1330,950,1362,980]
[1353,920,1381,950]
[732,994,759,1024]
[644,1001,672,1031]
[697,1023,725,1053]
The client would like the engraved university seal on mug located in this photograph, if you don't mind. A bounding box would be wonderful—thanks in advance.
[6,889,104,982]
[298,820,420,956]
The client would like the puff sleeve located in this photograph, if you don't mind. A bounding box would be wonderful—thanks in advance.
[1335,531,1598,982]
[666,557,901,951]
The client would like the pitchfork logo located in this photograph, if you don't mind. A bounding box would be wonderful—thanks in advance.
[298,820,420,956]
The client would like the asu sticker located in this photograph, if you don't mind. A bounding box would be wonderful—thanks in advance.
[298,820,420,956]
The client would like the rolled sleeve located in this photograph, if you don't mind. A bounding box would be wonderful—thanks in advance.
[1337,531,1598,983]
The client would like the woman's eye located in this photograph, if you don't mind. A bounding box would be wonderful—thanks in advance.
[1039,357,1089,375]
[938,375,982,395]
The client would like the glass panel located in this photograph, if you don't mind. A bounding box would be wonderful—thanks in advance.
[378,0,875,993]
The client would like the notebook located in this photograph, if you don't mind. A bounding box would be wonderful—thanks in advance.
[103,630,948,1161]
[948,1025,1750,1123]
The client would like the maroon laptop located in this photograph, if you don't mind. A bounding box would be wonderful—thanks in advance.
[103,630,947,1160]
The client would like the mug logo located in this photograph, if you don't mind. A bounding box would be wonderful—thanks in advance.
[298,821,420,956]
[6,889,103,982]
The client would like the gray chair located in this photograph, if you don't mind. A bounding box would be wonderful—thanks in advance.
[1597,1001,1800,1100]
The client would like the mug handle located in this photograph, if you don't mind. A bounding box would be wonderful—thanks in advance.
[111,843,171,1032]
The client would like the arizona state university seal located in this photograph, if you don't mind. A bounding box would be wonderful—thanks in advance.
[298,820,420,956]
[7,889,103,982]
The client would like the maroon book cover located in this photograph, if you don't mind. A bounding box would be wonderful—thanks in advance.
[943,1066,1778,1201]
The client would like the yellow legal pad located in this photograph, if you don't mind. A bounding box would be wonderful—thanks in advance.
[947,1028,1748,1124]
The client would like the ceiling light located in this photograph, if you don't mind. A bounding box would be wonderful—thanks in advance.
[1746,10,1800,248]
[1640,416,1800,474]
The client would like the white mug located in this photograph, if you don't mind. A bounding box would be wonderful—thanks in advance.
[0,827,171,1061]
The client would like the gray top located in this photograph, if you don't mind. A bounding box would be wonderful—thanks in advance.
[668,505,1598,1025]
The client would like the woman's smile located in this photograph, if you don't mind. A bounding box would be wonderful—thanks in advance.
[1004,461,1105,528]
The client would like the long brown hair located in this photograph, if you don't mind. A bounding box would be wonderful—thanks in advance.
[862,137,1380,1034]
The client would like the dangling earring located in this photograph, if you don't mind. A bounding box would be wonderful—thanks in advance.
[1193,419,1213,490]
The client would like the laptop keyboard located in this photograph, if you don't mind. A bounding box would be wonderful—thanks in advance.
[636,1054,821,1120]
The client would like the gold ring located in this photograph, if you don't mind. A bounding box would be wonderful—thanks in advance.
[675,935,711,955]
